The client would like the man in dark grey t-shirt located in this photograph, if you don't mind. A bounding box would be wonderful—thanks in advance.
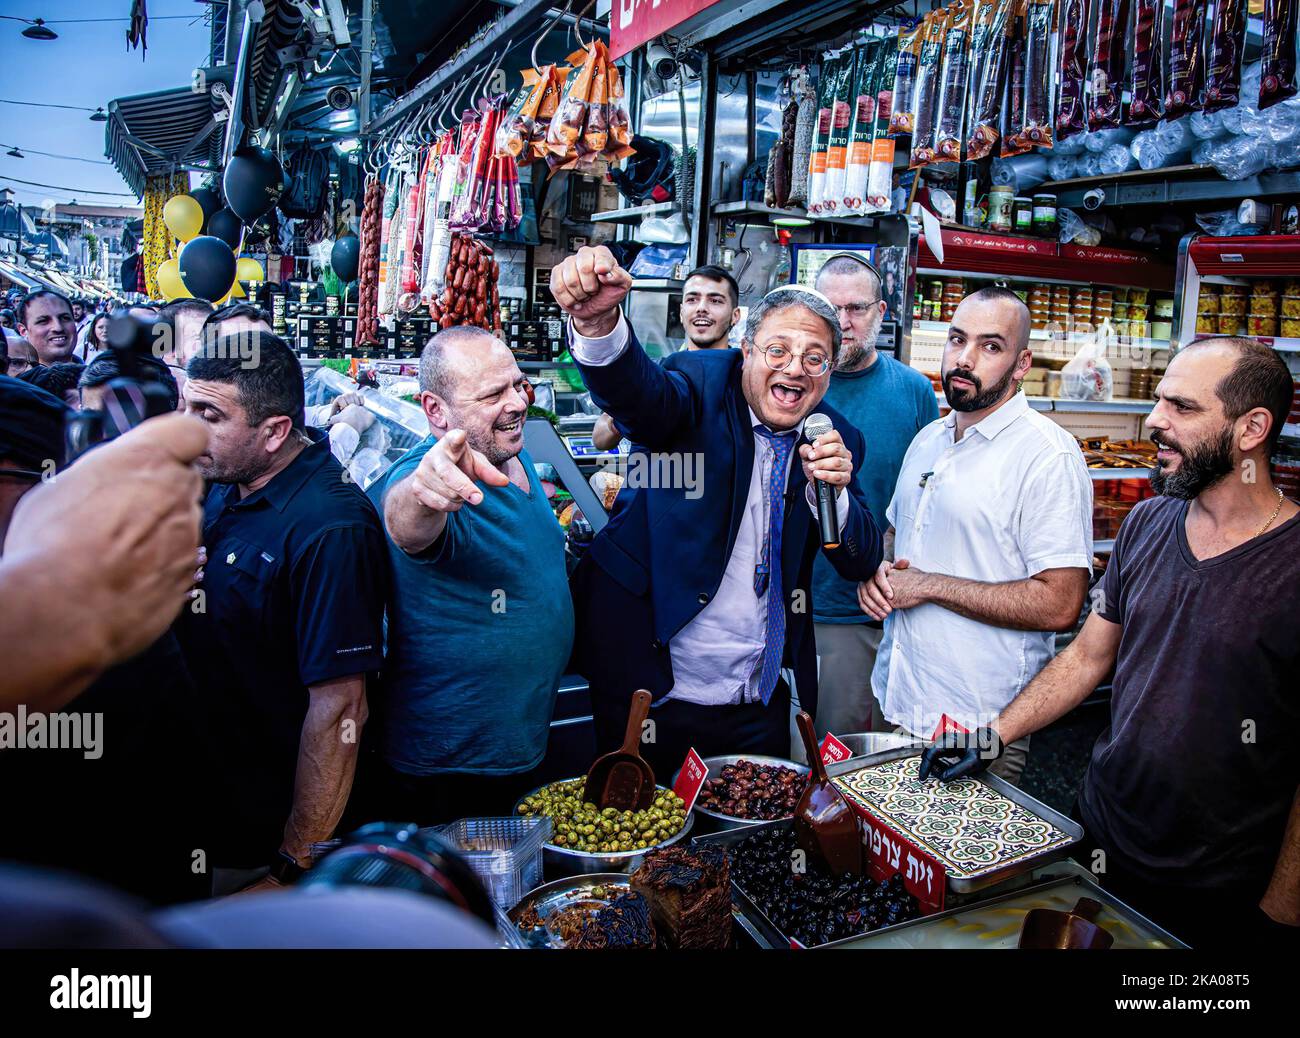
[918,337,1299,948]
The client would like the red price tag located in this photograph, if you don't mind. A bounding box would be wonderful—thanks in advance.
[930,713,969,741]
[854,808,946,915]
[820,732,853,766]
[673,748,709,813]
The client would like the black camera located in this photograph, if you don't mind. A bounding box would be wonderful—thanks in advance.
[66,309,176,462]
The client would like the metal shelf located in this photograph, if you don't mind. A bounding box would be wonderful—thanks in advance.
[1088,468,1151,479]
[1045,168,1300,210]
[711,199,877,228]
[590,202,678,224]
[1042,396,1155,414]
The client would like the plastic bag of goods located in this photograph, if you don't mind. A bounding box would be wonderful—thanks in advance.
[1260,0,1299,110]
[1131,129,1188,170]
[1126,0,1166,126]
[1205,135,1275,179]
[888,20,926,136]
[1164,0,1208,120]
[992,152,1050,193]
[1083,126,1135,151]
[908,8,950,167]
[1099,143,1138,173]
[1014,0,1056,147]
[1154,116,1197,151]
[932,0,976,162]
[1056,0,1090,139]
[1047,154,1078,180]
[966,0,1016,158]
[1190,109,1228,139]
[842,40,883,215]
[1059,207,1103,244]
[1061,333,1114,401]
[817,49,857,214]
[866,42,899,213]
[1086,0,1130,129]
[1202,0,1250,112]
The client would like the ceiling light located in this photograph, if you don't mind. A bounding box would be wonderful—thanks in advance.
[21,18,57,41]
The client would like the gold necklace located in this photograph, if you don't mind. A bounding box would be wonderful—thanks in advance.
[1257,487,1285,538]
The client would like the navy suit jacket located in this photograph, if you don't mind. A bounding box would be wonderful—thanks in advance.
[571,326,883,720]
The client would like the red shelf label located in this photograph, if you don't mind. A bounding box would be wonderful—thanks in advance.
[673,748,709,813]
[820,732,853,765]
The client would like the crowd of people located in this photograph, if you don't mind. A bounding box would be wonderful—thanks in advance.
[0,244,1296,948]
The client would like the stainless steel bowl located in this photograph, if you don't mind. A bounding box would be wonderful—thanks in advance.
[513,780,695,878]
[670,754,810,833]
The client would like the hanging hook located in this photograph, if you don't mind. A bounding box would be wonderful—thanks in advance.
[571,0,596,51]
[531,0,574,74]
[473,45,508,106]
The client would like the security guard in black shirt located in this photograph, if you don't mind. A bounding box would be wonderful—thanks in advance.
[176,332,388,893]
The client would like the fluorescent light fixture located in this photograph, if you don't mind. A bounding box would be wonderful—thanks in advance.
[771,214,811,228]
[335,137,360,154]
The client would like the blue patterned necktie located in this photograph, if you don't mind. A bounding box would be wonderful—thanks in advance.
[753,426,797,705]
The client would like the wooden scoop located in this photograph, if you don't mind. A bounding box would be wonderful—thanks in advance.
[584,689,656,810]
[793,711,863,876]
[1018,897,1115,949]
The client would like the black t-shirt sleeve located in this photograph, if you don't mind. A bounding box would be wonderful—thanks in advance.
[290,524,389,687]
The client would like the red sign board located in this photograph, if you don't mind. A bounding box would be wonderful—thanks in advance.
[609,0,724,61]
[673,747,709,813]
[856,808,946,914]
[820,732,853,766]
[930,713,969,741]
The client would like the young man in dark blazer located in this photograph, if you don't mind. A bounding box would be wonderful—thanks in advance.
[551,245,883,777]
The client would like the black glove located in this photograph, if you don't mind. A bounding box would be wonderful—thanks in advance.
[917,727,1004,782]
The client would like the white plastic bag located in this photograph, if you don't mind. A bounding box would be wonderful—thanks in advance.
[1061,330,1113,401]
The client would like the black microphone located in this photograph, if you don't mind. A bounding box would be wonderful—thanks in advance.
[804,412,839,550]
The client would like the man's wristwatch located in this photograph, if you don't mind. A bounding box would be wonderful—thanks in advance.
[270,849,308,885]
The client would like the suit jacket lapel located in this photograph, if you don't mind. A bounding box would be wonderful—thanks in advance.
[781,429,811,583]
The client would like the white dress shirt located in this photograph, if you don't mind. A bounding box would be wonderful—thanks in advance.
[871,391,1093,735]
[569,313,847,706]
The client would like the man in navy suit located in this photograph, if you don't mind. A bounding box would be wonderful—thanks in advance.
[551,246,883,777]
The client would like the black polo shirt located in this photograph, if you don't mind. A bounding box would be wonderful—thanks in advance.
[176,430,388,867]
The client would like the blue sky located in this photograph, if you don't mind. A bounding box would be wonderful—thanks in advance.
[0,0,213,207]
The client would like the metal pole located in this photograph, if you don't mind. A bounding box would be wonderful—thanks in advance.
[223,1,266,165]
[360,0,373,130]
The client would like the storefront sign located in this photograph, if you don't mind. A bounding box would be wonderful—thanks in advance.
[673,747,709,812]
[610,0,724,61]
[819,732,853,765]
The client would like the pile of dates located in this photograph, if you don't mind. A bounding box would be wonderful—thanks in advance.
[697,759,803,820]
[730,826,919,947]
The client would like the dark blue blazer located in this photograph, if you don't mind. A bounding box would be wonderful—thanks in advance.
[571,327,883,720]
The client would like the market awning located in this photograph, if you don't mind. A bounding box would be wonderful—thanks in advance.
[104,70,234,197]
[0,259,41,290]
[0,205,37,239]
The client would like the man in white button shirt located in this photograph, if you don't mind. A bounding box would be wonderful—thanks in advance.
[551,246,883,777]
[859,286,1092,784]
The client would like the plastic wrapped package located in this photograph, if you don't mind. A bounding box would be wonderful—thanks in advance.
[967,0,1018,158]
[1060,207,1104,243]
[1131,129,1191,169]
[1048,153,1079,179]
[1100,143,1139,173]
[867,43,899,212]
[1052,133,1089,155]
[909,9,951,167]
[1270,136,1300,169]
[933,0,976,161]
[1164,0,1208,119]
[1220,102,1247,134]
[1260,0,1299,109]
[1202,0,1250,112]
[992,152,1050,192]
[1192,139,1218,164]
[1190,109,1228,138]
[999,4,1031,157]
[843,41,882,214]
[1056,0,1091,138]
[1262,100,1300,142]
[1017,0,1056,146]
[818,50,858,213]
[807,52,848,213]
[1083,126,1135,151]
[1154,116,1197,151]
[1061,336,1114,401]
[1126,0,1166,125]
[789,69,816,206]
[1076,151,1104,176]
[889,21,926,135]
[1205,135,1275,179]
[1087,0,1131,129]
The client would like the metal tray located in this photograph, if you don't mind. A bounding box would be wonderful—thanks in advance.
[824,746,1084,894]
[507,873,633,949]
[691,819,930,950]
[824,860,1188,949]
[513,780,695,878]
[670,754,810,833]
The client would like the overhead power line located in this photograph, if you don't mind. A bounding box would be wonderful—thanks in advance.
[0,175,137,197]
[0,144,111,165]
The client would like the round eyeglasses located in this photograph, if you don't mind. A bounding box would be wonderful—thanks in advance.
[755,342,831,377]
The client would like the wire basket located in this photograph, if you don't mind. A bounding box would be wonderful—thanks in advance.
[437,816,553,911]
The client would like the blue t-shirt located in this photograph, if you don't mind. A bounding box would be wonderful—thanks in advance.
[370,436,575,775]
[812,353,939,623]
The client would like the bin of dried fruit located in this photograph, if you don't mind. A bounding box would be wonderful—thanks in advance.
[679,755,809,831]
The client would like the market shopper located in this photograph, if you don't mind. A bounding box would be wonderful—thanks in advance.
[553,245,882,778]
[79,350,179,412]
[16,289,78,366]
[157,297,215,395]
[176,332,388,892]
[18,361,85,407]
[371,326,573,824]
[77,311,111,363]
[591,265,741,451]
[922,336,1300,947]
[806,254,938,747]
[859,287,1092,783]
[4,337,37,377]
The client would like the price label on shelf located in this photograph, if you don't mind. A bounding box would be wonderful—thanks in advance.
[855,809,947,914]
[820,732,853,766]
[673,748,709,814]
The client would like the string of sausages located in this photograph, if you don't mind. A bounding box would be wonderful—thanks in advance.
[430,232,501,335]
[356,176,384,346]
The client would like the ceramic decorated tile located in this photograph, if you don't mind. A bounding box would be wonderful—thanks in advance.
[832,756,1074,879]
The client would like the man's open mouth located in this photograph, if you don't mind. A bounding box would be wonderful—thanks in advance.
[770,381,806,408]
[496,417,523,434]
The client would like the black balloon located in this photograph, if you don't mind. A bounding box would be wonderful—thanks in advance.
[330,235,360,283]
[207,207,244,251]
[222,145,285,222]
[178,235,237,302]
[190,185,222,229]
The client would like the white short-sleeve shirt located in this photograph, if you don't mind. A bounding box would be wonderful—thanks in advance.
[872,391,1093,735]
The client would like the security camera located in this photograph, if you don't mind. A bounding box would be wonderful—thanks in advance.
[646,41,678,81]
[327,85,355,111]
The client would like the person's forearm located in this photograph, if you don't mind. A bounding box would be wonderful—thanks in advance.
[1261,788,1300,926]
[883,527,895,563]
[916,572,1081,632]
[282,677,367,861]
[383,474,448,556]
[995,641,1108,745]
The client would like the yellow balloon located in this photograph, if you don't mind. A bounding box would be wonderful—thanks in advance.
[229,280,247,298]
[157,258,190,300]
[235,257,264,283]
[163,194,204,242]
